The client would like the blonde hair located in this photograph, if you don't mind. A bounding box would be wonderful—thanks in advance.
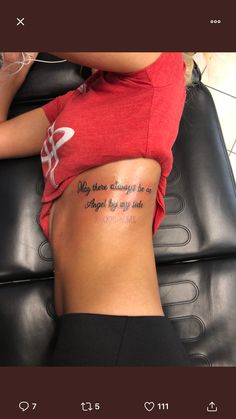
[182,52,213,89]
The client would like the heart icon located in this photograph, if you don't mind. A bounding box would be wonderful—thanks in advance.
[144,401,155,412]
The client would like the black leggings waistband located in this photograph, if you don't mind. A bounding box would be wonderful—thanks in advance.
[49,313,192,367]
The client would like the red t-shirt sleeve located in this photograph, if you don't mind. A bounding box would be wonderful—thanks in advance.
[41,90,75,124]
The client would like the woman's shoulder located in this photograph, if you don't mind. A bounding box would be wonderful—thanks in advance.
[117,53,186,88]
[147,52,186,88]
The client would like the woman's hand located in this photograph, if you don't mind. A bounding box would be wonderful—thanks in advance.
[0,52,38,122]
[0,52,38,87]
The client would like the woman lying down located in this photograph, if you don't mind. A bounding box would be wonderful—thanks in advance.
[0,51,195,366]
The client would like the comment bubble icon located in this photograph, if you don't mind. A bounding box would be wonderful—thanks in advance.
[19,401,29,412]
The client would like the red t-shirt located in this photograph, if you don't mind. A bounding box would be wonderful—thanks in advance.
[40,52,187,239]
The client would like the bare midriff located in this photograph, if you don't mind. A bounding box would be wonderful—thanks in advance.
[48,158,165,317]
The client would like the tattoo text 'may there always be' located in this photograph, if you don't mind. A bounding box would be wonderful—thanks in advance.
[77,180,153,223]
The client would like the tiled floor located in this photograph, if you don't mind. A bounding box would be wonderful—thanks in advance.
[193,52,236,182]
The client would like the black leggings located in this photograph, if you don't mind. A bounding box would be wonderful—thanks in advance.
[49,313,191,366]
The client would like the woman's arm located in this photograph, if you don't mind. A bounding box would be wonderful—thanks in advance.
[0,52,50,159]
[51,52,162,73]
[0,108,50,159]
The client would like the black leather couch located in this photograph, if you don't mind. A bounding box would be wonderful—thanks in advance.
[0,54,235,366]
